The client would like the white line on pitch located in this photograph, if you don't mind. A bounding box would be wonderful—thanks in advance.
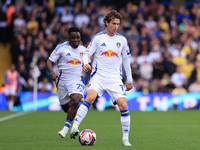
[0,111,34,122]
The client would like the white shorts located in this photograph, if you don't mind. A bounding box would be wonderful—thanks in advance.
[57,81,85,105]
[88,78,126,105]
[5,88,17,96]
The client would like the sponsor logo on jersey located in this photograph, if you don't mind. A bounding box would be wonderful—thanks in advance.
[101,50,119,58]
[100,42,106,46]
[66,59,82,66]
[80,52,83,57]
[116,42,121,48]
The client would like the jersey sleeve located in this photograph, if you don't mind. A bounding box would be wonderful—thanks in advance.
[121,38,133,83]
[87,36,98,57]
[48,44,62,62]
[121,38,131,59]
[83,36,98,65]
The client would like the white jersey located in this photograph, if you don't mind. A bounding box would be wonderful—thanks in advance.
[85,31,131,83]
[49,41,86,85]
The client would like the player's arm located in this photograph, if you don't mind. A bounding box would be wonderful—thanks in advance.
[47,59,59,84]
[47,47,61,83]
[83,38,97,72]
[122,41,133,91]
[4,71,10,84]
[83,55,91,72]
[122,58,133,91]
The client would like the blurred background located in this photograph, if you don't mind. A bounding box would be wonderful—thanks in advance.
[0,0,200,111]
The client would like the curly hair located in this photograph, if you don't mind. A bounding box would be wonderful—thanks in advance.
[68,26,81,35]
[103,10,122,27]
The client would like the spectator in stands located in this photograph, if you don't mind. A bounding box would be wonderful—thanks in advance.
[38,77,52,92]
[126,24,140,44]
[4,63,20,111]
[188,60,200,85]
[148,0,159,15]
[60,5,74,25]
[171,85,187,95]
[188,80,200,93]
[181,58,194,79]
[171,65,187,88]
[139,60,153,81]
[74,9,90,28]
[13,12,26,34]
[145,15,157,32]
[27,14,39,36]
[6,1,15,42]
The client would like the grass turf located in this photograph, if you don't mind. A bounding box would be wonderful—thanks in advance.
[0,109,199,150]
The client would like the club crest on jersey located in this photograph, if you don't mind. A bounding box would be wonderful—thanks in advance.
[116,42,121,48]
[80,52,83,57]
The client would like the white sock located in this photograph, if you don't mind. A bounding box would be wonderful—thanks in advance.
[72,101,90,129]
[8,100,14,111]
[120,110,130,141]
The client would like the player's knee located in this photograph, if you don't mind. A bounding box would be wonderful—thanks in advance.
[71,99,79,105]
[70,99,79,109]
[70,94,82,106]
[118,102,128,111]
[86,95,95,104]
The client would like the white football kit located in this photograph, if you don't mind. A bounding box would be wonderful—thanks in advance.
[49,41,86,105]
[83,31,132,104]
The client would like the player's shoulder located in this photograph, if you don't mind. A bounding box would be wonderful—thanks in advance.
[90,30,106,43]
[116,32,127,40]
[54,41,70,52]
[78,44,87,51]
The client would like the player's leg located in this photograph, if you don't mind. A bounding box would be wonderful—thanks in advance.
[58,101,70,138]
[6,88,15,111]
[107,81,131,146]
[57,83,71,138]
[117,97,132,146]
[7,95,14,111]
[68,93,83,120]
[70,89,97,139]
[58,93,83,138]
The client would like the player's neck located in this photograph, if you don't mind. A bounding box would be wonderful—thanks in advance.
[105,29,116,36]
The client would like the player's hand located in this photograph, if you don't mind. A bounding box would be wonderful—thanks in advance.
[125,82,133,91]
[83,64,91,72]
[51,73,59,84]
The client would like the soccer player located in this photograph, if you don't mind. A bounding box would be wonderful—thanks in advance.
[70,10,133,146]
[47,26,86,138]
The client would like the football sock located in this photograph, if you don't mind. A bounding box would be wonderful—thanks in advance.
[72,101,91,129]
[64,120,72,131]
[65,120,72,128]
[120,109,130,141]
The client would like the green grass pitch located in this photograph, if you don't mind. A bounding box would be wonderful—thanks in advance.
[0,109,199,150]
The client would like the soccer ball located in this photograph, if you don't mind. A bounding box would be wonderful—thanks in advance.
[79,129,97,146]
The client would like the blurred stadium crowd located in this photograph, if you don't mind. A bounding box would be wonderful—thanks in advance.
[1,0,200,94]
